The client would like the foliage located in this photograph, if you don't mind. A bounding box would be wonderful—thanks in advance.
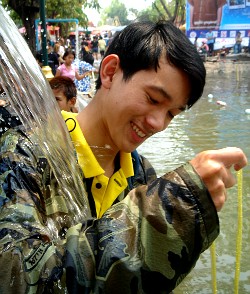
[0,0,100,54]
[0,0,22,25]
[46,0,99,25]
[102,0,129,26]
[138,0,186,26]
[45,0,99,37]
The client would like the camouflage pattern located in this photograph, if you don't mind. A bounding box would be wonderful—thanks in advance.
[0,106,219,293]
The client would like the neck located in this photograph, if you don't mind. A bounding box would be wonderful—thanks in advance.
[90,143,118,177]
[76,100,119,177]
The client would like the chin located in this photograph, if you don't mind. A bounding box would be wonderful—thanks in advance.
[121,142,142,153]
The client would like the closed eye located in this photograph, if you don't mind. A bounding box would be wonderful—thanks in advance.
[147,96,158,104]
[169,108,186,119]
[168,111,174,119]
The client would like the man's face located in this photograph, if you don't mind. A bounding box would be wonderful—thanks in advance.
[52,88,75,112]
[100,57,191,153]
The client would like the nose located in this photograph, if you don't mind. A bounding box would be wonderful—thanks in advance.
[145,109,171,133]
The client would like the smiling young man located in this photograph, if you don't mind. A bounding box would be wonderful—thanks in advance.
[0,21,247,293]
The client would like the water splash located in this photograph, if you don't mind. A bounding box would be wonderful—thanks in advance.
[0,5,91,232]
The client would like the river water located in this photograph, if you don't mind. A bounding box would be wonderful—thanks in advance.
[138,61,250,294]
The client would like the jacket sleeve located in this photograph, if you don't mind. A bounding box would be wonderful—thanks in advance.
[65,163,219,293]
[0,117,219,293]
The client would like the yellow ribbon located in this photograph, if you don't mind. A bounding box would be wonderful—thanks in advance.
[234,170,243,294]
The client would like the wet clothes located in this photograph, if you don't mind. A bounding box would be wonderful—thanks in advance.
[0,105,219,293]
[62,111,134,218]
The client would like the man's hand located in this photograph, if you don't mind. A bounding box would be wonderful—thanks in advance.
[190,147,248,211]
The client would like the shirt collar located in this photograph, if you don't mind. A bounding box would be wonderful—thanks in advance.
[61,110,134,178]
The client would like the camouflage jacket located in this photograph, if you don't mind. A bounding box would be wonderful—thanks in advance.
[0,106,219,293]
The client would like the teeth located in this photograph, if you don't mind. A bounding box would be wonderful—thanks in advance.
[132,123,146,138]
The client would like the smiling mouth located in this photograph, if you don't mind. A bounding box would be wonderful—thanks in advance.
[131,122,147,138]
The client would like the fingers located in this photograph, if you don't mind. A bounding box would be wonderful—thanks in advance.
[209,180,227,212]
[190,147,247,211]
[206,167,236,211]
[224,167,237,188]
[206,147,248,171]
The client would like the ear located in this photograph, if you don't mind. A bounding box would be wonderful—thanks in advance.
[100,54,120,89]
[68,97,76,107]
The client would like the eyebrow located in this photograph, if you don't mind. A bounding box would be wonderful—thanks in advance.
[148,85,187,111]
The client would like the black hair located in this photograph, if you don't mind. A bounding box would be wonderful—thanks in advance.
[63,49,75,60]
[96,21,206,108]
[49,76,77,101]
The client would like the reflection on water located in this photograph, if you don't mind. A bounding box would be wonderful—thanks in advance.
[138,62,250,293]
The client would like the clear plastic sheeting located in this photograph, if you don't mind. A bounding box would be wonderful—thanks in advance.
[0,5,91,229]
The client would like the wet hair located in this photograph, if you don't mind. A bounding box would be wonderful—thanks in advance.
[49,76,77,101]
[96,20,206,108]
[63,49,75,60]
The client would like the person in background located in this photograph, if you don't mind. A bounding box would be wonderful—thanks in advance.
[70,36,76,50]
[199,40,209,61]
[55,49,91,81]
[49,76,78,112]
[35,41,59,75]
[0,21,247,293]
[54,42,64,65]
[91,35,99,60]
[58,37,65,57]
[103,33,110,47]
[73,59,97,95]
[234,31,242,54]
[47,42,59,75]
[98,36,106,58]
[218,45,227,62]
[206,29,215,56]
[80,38,94,65]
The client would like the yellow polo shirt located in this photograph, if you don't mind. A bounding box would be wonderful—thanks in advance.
[62,111,134,218]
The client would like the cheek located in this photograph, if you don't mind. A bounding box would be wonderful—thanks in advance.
[57,100,67,110]
[56,101,63,108]
[163,119,172,130]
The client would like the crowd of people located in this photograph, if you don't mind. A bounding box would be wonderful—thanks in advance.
[194,29,250,63]
[35,33,104,106]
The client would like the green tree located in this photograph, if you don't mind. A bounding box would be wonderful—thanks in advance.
[0,0,100,54]
[46,0,100,39]
[102,0,129,26]
[138,0,186,26]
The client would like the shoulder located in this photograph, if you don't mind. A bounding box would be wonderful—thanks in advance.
[127,150,157,189]
[80,61,95,71]
[58,63,65,70]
